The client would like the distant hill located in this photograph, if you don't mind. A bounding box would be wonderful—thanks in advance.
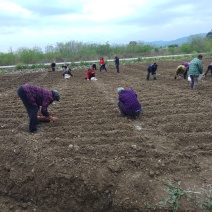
[144,33,207,47]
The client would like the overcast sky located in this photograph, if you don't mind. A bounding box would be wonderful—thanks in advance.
[0,0,211,53]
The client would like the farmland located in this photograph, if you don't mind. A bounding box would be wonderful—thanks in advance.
[0,58,211,211]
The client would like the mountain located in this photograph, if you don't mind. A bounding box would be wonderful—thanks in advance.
[144,33,207,47]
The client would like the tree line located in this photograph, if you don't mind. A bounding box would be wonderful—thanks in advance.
[0,35,211,67]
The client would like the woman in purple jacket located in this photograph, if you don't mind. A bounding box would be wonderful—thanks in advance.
[117,87,142,119]
[17,84,60,133]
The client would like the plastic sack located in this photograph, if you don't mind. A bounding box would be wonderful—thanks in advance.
[64,74,71,79]
[91,77,97,81]
[198,74,203,81]
[188,75,203,82]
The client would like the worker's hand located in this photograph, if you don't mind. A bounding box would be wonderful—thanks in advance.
[52,117,59,122]
[49,115,59,122]
[37,111,42,116]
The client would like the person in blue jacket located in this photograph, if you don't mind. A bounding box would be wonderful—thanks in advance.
[147,63,158,80]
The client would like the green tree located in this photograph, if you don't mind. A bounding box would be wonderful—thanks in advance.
[15,47,43,64]
[0,52,16,66]
[154,47,159,53]
[189,36,206,53]
[206,29,212,38]
[96,42,111,56]
[180,43,193,53]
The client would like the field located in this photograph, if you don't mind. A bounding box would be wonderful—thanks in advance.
[0,58,211,211]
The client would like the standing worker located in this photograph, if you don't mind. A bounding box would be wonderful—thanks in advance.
[188,54,203,91]
[99,57,107,72]
[115,55,120,73]
[17,84,60,133]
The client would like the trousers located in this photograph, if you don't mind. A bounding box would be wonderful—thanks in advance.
[190,76,199,90]
[118,101,141,117]
[17,86,39,132]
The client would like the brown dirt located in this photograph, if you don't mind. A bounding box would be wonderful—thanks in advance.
[0,58,211,212]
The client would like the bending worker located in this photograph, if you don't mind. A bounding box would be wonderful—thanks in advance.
[17,84,60,133]
[85,68,96,80]
[117,87,142,119]
[147,63,158,80]
[204,63,212,76]
[174,64,187,80]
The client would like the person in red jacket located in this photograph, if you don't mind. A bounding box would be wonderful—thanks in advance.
[99,57,107,72]
[85,68,96,80]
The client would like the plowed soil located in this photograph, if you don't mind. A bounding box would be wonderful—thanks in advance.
[0,59,211,212]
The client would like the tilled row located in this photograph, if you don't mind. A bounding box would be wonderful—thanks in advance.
[0,61,211,211]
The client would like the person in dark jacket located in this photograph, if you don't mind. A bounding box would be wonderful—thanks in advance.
[115,55,120,73]
[62,68,73,78]
[51,61,56,71]
[147,63,158,80]
[117,87,142,119]
[204,63,212,76]
[62,63,69,71]
[92,63,97,70]
[17,84,60,133]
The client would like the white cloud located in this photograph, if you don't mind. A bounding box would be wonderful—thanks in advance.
[1,1,31,17]
[0,0,211,52]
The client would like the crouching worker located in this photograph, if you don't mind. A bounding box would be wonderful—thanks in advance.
[117,87,142,119]
[62,63,68,71]
[92,63,97,70]
[147,63,158,80]
[63,68,73,79]
[85,68,96,80]
[175,65,187,80]
[17,84,60,133]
